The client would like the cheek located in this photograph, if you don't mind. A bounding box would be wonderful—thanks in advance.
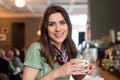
[65,26,69,34]
[47,27,51,33]
[47,27,54,35]
[65,29,68,34]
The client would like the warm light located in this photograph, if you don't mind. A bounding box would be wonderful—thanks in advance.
[15,0,26,8]
[37,29,41,36]
[69,0,75,4]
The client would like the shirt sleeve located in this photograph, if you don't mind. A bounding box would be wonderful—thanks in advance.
[23,42,44,69]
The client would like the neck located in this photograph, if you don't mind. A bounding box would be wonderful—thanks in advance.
[50,40,63,50]
[51,42,62,50]
[54,43,62,50]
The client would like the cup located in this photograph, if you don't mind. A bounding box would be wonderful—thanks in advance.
[71,58,90,74]
[80,59,89,66]
[78,59,89,74]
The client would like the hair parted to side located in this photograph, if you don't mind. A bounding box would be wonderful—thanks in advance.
[39,5,78,68]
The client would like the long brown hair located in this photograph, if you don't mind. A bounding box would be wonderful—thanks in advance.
[39,5,78,68]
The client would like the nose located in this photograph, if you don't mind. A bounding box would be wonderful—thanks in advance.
[55,24,61,31]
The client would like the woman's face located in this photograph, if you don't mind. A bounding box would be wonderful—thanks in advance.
[48,12,68,46]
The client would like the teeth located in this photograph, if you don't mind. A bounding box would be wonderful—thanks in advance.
[55,33,63,37]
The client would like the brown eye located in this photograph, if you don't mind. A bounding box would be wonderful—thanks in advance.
[48,23,55,27]
[60,21,66,25]
[48,23,54,26]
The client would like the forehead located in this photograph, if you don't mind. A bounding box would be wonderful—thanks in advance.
[48,12,64,21]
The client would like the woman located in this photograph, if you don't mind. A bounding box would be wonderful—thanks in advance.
[22,5,95,80]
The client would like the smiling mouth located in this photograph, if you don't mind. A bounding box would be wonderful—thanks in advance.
[54,33,64,38]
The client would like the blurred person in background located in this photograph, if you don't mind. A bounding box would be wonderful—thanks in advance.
[0,49,10,79]
[5,49,23,80]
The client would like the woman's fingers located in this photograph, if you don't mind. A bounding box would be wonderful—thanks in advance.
[57,59,96,77]
[86,63,96,75]
[70,58,90,75]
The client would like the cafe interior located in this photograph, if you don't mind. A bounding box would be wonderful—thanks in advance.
[0,0,120,80]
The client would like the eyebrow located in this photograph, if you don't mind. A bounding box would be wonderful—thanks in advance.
[60,19,65,21]
[49,19,65,23]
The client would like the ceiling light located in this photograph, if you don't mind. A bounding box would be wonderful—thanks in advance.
[15,0,26,8]
[69,0,75,4]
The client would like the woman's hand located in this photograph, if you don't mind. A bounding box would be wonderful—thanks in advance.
[70,58,96,75]
[45,58,96,80]
[71,59,96,80]
[53,58,85,78]
[40,59,87,80]
[86,62,96,75]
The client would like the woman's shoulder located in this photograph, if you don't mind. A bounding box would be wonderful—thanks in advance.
[29,42,41,49]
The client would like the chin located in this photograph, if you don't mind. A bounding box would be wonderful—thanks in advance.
[54,40,64,43]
